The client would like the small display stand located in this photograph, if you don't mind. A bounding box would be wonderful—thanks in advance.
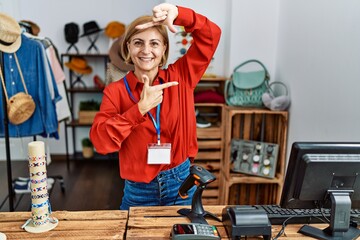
[21,141,58,233]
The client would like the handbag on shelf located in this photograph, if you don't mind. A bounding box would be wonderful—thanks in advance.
[225,59,270,107]
[0,53,36,125]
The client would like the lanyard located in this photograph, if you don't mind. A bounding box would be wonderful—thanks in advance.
[123,76,161,144]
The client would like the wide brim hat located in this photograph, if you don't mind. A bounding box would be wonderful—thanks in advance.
[65,57,92,75]
[80,21,103,37]
[105,21,125,39]
[0,13,22,53]
[109,36,134,72]
[19,20,40,36]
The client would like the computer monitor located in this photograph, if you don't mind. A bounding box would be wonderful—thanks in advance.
[280,142,360,239]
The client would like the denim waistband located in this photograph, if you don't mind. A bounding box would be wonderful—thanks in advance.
[157,159,190,180]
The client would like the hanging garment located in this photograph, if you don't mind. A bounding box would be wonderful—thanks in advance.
[0,34,60,139]
[26,33,71,121]
[45,44,71,121]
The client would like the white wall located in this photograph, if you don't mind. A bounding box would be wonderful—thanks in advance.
[227,0,279,77]
[165,0,229,76]
[1,0,360,161]
[4,0,161,54]
[276,0,360,154]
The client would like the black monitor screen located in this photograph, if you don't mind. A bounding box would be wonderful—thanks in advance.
[281,142,360,209]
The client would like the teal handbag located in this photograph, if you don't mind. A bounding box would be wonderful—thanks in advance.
[225,59,270,107]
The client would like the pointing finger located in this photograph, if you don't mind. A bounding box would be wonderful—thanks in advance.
[153,81,179,91]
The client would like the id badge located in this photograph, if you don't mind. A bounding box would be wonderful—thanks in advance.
[147,143,171,164]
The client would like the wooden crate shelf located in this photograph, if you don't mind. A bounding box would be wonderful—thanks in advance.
[195,151,222,160]
[196,126,222,139]
[193,77,227,205]
[218,106,288,205]
[194,161,221,172]
[197,140,222,149]
[227,182,281,205]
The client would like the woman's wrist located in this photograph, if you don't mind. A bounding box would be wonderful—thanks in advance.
[138,102,147,116]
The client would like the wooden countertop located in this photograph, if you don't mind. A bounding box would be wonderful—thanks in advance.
[0,210,128,240]
[1,206,356,239]
[126,205,330,240]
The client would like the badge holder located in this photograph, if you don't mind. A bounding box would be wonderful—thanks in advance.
[148,143,171,164]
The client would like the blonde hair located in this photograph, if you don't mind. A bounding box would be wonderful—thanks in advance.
[121,16,169,66]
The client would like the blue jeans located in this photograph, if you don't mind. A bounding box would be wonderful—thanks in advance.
[120,159,195,210]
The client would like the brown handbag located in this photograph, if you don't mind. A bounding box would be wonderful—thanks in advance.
[0,53,36,125]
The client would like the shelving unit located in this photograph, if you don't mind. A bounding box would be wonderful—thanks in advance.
[61,53,109,163]
[218,107,288,205]
[194,76,227,205]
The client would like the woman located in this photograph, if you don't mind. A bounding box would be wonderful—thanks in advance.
[90,3,221,210]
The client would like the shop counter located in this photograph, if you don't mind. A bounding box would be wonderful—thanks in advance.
[0,210,128,240]
[1,206,354,239]
[126,205,330,240]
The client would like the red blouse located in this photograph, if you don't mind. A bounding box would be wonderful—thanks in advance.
[90,6,221,183]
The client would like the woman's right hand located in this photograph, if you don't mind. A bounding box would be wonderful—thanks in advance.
[136,3,179,33]
[138,75,178,115]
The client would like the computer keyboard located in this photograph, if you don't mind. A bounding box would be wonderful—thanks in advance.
[257,205,360,225]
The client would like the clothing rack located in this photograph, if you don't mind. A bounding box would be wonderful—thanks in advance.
[0,51,65,212]
[1,51,15,211]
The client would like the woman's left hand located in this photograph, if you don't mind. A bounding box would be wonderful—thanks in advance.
[136,3,179,33]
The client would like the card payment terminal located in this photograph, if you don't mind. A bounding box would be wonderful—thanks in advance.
[171,223,220,240]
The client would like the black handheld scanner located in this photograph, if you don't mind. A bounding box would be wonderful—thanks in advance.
[178,165,216,199]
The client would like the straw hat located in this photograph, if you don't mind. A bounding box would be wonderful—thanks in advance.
[0,13,22,53]
[64,57,92,75]
[105,21,125,39]
[109,36,134,72]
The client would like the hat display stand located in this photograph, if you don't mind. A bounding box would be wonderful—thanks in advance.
[21,141,58,233]
[64,57,93,88]
[71,73,87,88]
[85,33,100,54]
[64,22,80,54]
[80,21,102,54]
[66,43,79,55]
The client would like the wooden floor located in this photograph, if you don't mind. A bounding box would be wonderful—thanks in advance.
[0,157,124,212]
